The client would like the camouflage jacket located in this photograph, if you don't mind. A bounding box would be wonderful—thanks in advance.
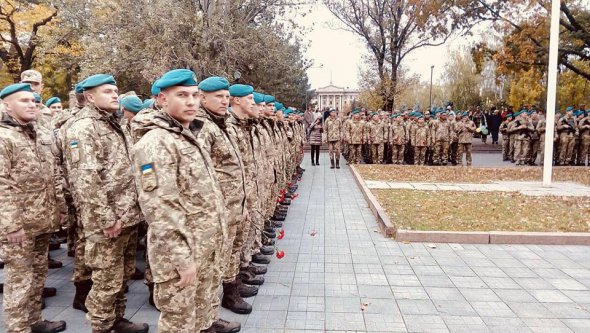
[578,117,590,136]
[456,119,476,144]
[557,116,578,136]
[324,117,342,142]
[413,123,431,147]
[389,122,407,145]
[0,113,65,238]
[365,121,383,144]
[131,109,226,283]
[432,119,452,142]
[63,104,140,236]
[349,120,364,144]
[342,118,352,142]
[195,107,246,222]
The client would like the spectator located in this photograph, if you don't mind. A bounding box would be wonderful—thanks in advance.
[309,113,324,166]
[488,108,502,144]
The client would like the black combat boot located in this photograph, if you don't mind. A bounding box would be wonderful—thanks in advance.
[42,287,57,298]
[330,157,335,169]
[222,281,253,314]
[248,264,267,275]
[336,158,340,169]
[131,267,144,280]
[252,253,271,264]
[239,268,265,285]
[262,238,275,246]
[48,256,63,269]
[111,318,149,333]
[30,320,66,333]
[209,318,241,333]
[73,280,93,313]
[260,245,275,255]
[237,274,258,298]
[0,283,3,294]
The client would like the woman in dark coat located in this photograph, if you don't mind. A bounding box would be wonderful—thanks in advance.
[488,108,503,144]
[309,116,323,165]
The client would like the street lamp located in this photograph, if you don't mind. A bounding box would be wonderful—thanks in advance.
[429,65,434,111]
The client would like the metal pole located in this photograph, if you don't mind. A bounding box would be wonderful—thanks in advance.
[542,0,560,186]
[429,66,434,110]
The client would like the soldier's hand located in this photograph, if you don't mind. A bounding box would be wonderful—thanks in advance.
[103,220,122,238]
[7,228,26,244]
[176,263,197,287]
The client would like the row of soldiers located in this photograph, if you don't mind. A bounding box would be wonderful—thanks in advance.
[0,68,306,333]
[321,108,477,167]
[500,107,590,166]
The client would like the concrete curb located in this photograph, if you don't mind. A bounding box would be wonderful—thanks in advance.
[349,165,397,237]
[350,164,590,245]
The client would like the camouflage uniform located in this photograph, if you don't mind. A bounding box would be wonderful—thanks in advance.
[348,119,364,164]
[456,118,476,166]
[536,119,546,165]
[389,120,406,164]
[63,105,141,331]
[131,109,226,333]
[341,117,352,160]
[557,116,578,165]
[412,122,430,165]
[324,116,342,166]
[513,117,535,165]
[500,119,511,161]
[432,119,452,165]
[195,107,246,327]
[365,119,382,164]
[0,113,65,333]
[578,116,590,166]
[507,119,518,162]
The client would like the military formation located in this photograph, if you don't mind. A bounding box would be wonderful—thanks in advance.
[0,69,306,333]
[326,107,478,166]
[500,106,590,166]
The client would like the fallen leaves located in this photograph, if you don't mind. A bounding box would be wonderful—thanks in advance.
[373,189,590,233]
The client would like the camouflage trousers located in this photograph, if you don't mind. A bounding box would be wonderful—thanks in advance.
[391,144,405,164]
[73,217,92,283]
[502,135,510,160]
[0,233,50,333]
[579,135,590,166]
[530,139,540,164]
[457,143,473,166]
[85,226,137,331]
[414,146,427,165]
[514,139,530,165]
[434,141,450,165]
[449,141,458,164]
[328,141,341,160]
[370,144,381,164]
[221,213,248,282]
[154,277,198,333]
[242,215,260,266]
[196,250,223,330]
[509,135,516,161]
[348,144,361,164]
[558,133,575,165]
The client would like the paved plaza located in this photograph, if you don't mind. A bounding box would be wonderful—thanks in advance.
[2,152,590,332]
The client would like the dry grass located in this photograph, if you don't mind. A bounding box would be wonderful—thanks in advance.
[373,189,590,232]
[356,165,590,186]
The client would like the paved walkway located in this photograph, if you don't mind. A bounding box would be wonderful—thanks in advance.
[2,152,590,332]
[364,180,590,197]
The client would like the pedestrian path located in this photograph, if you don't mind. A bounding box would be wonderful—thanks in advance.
[364,180,590,197]
[2,152,590,332]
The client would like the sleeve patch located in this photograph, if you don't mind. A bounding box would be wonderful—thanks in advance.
[69,140,80,163]
[141,163,158,192]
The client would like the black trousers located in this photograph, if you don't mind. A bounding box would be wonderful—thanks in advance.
[311,145,320,163]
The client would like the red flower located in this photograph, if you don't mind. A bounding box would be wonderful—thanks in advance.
[276,250,285,259]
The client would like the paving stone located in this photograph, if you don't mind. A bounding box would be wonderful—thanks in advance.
[403,314,450,332]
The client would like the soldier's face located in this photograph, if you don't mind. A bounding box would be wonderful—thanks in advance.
[23,81,43,93]
[49,103,63,113]
[161,85,200,127]
[3,91,38,123]
[330,112,335,118]
[265,103,275,116]
[85,84,119,112]
[253,103,263,118]
[201,90,229,116]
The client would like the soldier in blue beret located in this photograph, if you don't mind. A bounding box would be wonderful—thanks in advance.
[120,95,143,123]
[142,98,155,110]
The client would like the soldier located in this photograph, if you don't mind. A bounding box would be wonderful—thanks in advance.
[390,115,406,164]
[536,113,547,166]
[513,111,535,166]
[556,106,578,165]
[348,112,364,164]
[324,109,342,168]
[456,112,477,166]
[432,112,452,165]
[500,113,513,161]
[367,114,382,164]
[341,110,353,161]
[528,111,540,165]
[195,76,246,332]
[578,111,590,166]
[63,74,147,333]
[449,113,459,165]
[0,83,67,333]
[21,70,53,130]
[413,116,430,165]
[131,69,225,333]
[45,97,63,114]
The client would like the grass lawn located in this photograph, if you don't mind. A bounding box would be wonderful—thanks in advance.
[356,165,590,186]
[373,189,590,232]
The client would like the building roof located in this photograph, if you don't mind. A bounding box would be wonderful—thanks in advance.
[314,85,359,94]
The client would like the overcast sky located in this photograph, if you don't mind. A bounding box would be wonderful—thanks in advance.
[296,2,481,90]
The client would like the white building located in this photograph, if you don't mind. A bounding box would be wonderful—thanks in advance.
[311,85,360,112]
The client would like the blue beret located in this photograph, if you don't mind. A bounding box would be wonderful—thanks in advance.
[74,80,85,94]
[151,81,161,96]
[566,106,574,112]
[155,69,198,92]
[142,99,155,109]
[198,76,230,92]
[45,97,61,107]
[263,95,275,104]
[253,92,265,104]
[33,93,42,103]
[506,113,513,118]
[0,83,33,99]
[274,102,284,111]
[81,74,116,91]
[121,95,144,113]
[229,84,254,97]
[462,112,469,117]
